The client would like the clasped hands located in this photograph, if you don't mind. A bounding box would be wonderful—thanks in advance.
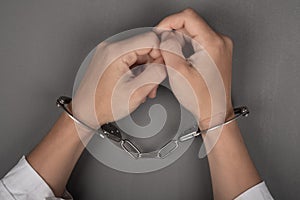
[73,9,234,134]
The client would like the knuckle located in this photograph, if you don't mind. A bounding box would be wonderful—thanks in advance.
[123,52,137,65]
[223,36,234,49]
[104,42,118,54]
[211,36,226,48]
[147,31,158,39]
[145,31,160,45]
[96,41,108,50]
[205,34,234,53]
[183,8,196,15]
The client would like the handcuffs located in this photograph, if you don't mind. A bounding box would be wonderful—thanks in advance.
[56,96,250,159]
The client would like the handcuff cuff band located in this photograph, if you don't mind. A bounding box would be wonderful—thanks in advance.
[56,96,249,159]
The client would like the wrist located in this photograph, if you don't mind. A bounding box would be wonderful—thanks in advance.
[59,103,95,145]
[57,112,80,141]
[198,106,234,130]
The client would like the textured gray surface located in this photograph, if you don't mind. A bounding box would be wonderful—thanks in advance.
[0,0,299,199]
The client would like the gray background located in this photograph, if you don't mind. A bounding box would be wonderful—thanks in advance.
[0,0,299,199]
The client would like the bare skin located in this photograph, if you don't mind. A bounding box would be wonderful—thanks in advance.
[28,9,261,199]
[27,112,83,196]
[27,33,166,196]
[157,8,261,200]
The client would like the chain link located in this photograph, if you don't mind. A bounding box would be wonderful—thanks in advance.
[57,96,249,159]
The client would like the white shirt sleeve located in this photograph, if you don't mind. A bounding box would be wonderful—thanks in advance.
[0,156,72,200]
[1,156,274,200]
[235,181,274,200]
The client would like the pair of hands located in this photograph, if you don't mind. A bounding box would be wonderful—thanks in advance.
[73,9,234,132]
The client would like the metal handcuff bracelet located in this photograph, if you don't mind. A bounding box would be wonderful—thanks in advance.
[56,96,249,159]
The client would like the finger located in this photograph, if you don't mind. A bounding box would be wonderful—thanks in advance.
[121,48,154,66]
[128,63,166,104]
[159,31,189,75]
[161,31,185,55]
[105,31,161,74]
[149,48,162,60]
[113,31,160,59]
[117,47,158,73]
[117,54,164,95]
[135,54,153,65]
[147,56,165,99]
[156,8,218,44]
[148,85,158,98]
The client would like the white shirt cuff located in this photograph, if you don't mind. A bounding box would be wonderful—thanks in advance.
[235,181,274,200]
[2,157,274,200]
[0,156,72,200]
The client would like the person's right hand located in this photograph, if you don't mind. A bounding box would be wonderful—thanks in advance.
[72,31,166,139]
[157,8,234,130]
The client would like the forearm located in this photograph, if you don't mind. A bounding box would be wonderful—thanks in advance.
[205,121,261,200]
[27,112,88,197]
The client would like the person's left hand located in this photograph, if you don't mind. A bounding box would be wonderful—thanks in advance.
[156,9,234,130]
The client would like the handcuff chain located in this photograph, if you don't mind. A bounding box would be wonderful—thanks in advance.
[56,96,249,159]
